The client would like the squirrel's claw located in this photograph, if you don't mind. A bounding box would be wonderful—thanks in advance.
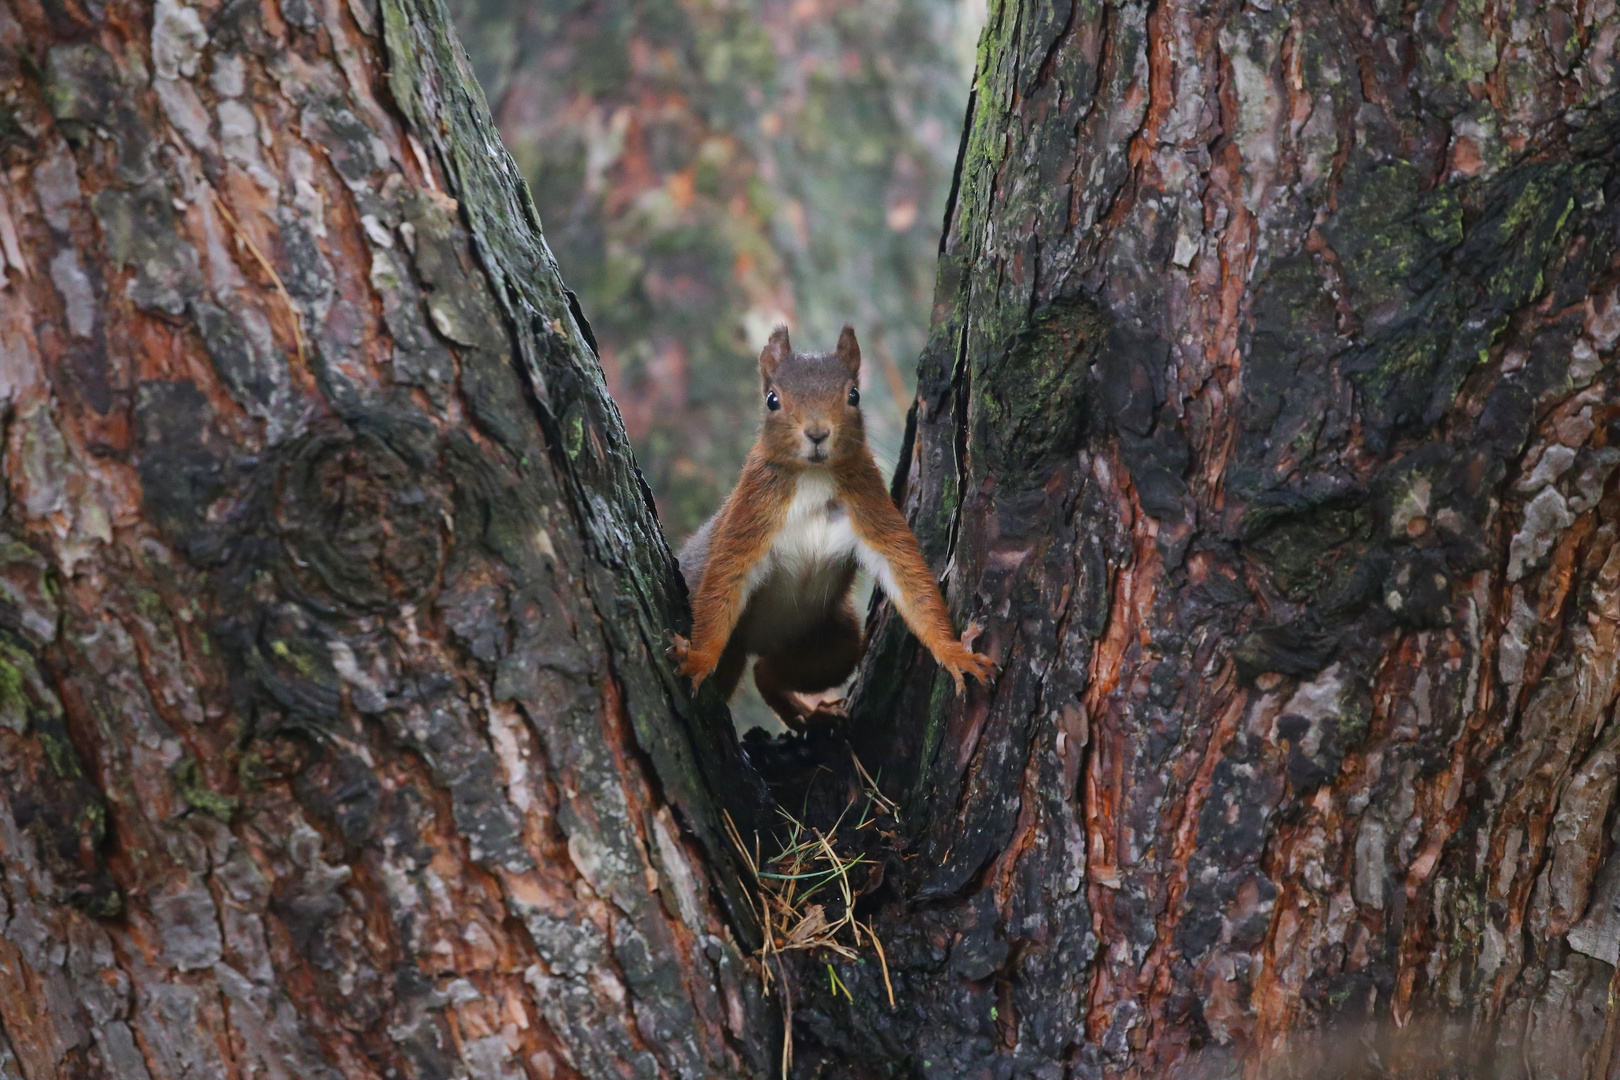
[668,634,715,688]
[939,621,997,695]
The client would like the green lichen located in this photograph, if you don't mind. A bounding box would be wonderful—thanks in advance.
[564,408,586,459]
[1330,136,1615,446]
[1433,0,1495,86]
[1416,187,1464,248]
[133,587,168,623]
[907,671,960,812]
[1444,888,1487,961]
[0,652,27,733]
[1335,694,1370,747]
[268,637,323,679]
[379,0,426,127]
[37,729,84,780]
[77,800,106,839]
[1322,159,1437,312]
[236,748,263,790]
[81,885,123,918]
[173,757,238,820]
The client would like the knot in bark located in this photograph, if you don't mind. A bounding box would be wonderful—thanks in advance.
[274,424,448,613]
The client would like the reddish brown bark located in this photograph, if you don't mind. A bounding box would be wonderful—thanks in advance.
[810,2,1620,1078]
[0,0,769,1076]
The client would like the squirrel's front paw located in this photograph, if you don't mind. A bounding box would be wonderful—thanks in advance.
[668,634,718,688]
[940,621,996,694]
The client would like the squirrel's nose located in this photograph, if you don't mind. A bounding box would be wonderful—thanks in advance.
[805,427,830,445]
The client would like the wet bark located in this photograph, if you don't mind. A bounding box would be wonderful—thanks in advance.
[0,0,773,1077]
[797,1,1620,1078]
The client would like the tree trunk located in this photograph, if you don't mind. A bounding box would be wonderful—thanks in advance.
[803,2,1620,1078]
[0,1,772,1077]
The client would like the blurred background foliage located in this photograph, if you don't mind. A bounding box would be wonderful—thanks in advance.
[447,0,983,537]
[447,0,982,727]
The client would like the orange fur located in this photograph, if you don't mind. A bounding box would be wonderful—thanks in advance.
[833,452,994,691]
[673,455,795,685]
[673,325,993,723]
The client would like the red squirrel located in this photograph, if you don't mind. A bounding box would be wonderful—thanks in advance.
[670,325,994,728]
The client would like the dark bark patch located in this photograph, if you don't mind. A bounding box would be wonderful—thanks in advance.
[269,870,351,971]
[1119,423,1189,521]
[1091,322,1166,439]
[91,184,202,316]
[1380,548,1451,629]
[1195,737,1281,868]
[135,380,225,543]
[1244,497,1373,606]
[1337,138,1619,451]
[380,689,535,873]
[0,631,118,916]
[1322,156,1463,320]
[1233,621,1338,682]
[404,191,538,453]
[292,749,381,851]
[298,99,387,188]
[272,422,450,614]
[238,600,342,723]
[276,212,336,310]
[1238,254,1342,486]
[193,301,290,419]
[369,241,457,406]
[978,295,1103,479]
[44,43,153,182]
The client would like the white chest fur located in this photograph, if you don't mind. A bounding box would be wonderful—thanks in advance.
[732,468,908,654]
[767,470,856,574]
[744,469,901,609]
[732,470,860,651]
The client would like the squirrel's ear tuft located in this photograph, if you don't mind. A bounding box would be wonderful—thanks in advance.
[761,325,791,383]
[835,325,861,376]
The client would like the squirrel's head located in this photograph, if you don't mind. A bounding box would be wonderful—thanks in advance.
[756,325,865,466]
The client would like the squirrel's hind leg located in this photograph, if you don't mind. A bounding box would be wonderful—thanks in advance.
[753,605,862,730]
[753,660,818,729]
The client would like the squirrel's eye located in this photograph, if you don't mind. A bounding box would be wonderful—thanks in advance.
[847,386,860,407]
[765,390,780,411]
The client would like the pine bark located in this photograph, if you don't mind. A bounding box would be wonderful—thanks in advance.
[816,1,1620,1078]
[0,0,770,1077]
